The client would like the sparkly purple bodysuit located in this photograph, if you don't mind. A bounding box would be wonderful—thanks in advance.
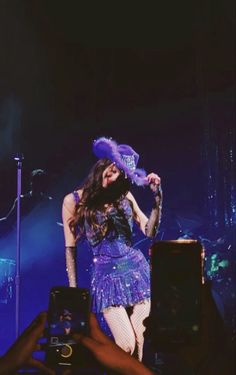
[79,194,151,313]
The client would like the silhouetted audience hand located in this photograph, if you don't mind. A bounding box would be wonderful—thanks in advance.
[0,312,55,375]
[1,282,233,375]
[71,313,154,375]
[0,311,154,375]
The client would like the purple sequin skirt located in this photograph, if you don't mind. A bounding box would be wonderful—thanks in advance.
[90,246,150,313]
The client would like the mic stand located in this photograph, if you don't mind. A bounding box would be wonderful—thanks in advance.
[14,153,24,338]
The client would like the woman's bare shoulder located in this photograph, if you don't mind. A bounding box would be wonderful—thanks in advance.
[126,191,136,202]
[63,189,83,206]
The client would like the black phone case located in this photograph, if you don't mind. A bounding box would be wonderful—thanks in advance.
[45,286,93,368]
[148,240,203,346]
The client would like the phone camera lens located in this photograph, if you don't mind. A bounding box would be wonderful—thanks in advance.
[60,344,73,358]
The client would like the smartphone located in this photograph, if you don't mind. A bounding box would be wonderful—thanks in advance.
[45,286,91,368]
[149,240,203,346]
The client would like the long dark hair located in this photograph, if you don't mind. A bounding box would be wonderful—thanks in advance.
[69,158,131,240]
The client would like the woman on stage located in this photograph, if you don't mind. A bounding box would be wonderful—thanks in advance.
[62,136,162,361]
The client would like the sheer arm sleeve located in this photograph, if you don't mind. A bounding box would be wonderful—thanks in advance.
[62,193,78,287]
[65,246,77,287]
[145,188,163,238]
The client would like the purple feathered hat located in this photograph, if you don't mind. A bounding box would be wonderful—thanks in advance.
[93,137,147,186]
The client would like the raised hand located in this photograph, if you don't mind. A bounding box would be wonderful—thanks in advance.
[72,313,154,375]
[146,173,161,194]
[0,312,55,375]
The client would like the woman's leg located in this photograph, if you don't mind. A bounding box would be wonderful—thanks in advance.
[103,306,136,355]
[130,299,151,361]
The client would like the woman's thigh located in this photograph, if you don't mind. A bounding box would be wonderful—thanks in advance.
[103,306,136,354]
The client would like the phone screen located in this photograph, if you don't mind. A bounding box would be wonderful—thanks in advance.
[149,240,203,346]
[46,286,91,368]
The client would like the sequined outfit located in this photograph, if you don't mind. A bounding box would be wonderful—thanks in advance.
[83,197,151,313]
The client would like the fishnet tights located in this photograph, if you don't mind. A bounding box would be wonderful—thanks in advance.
[103,300,151,361]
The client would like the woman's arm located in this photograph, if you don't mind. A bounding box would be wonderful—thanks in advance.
[62,193,77,247]
[127,173,162,238]
[62,191,81,287]
[126,191,149,235]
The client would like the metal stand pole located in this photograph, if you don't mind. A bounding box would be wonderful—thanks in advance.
[14,153,24,338]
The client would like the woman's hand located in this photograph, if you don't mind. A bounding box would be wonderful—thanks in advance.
[146,173,161,194]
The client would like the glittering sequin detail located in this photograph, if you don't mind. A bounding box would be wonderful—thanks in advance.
[84,197,151,313]
[91,247,150,312]
[120,154,136,172]
[81,198,150,313]
[84,198,133,248]
[72,190,80,204]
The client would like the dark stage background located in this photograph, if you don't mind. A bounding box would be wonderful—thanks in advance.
[0,0,235,362]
